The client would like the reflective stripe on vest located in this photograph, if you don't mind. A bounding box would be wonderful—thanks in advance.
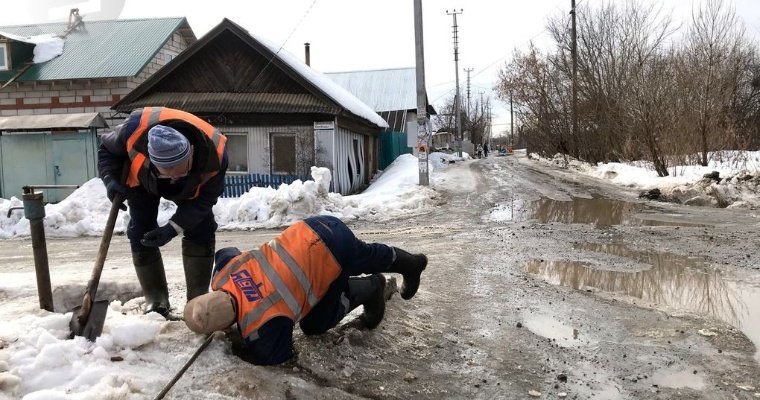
[269,238,320,308]
[123,107,227,198]
[211,222,342,339]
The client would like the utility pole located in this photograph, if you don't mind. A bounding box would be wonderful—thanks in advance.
[510,91,514,146]
[465,67,473,118]
[447,8,463,157]
[479,91,484,145]
[414,0,429,186]
[571,0,578,147]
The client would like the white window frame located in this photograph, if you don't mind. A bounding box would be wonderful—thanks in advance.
[225,133,249,174]
[0,43,9,71]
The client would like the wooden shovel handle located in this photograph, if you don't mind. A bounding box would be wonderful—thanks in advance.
[78,192,124,320]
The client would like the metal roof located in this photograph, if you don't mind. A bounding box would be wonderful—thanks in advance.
[326,67,419,112]
[115,19,386,130]
[0,17,191,81]
[0,112,107,130]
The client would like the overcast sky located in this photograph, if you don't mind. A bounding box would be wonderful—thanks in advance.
[2,0,760,136]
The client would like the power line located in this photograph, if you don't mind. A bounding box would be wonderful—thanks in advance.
[471,2,568,80]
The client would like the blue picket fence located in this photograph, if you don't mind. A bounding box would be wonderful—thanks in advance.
[222,174,311,197]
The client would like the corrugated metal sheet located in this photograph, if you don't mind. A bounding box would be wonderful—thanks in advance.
[378,110,408,132]
[0,112,107,130]
[0,18,186,81]
[326,67,417,113]
[120,92,340,114]
[333,126,365,195]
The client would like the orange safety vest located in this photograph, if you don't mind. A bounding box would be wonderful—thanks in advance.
[211,221,342,340]
[123,106,227,199]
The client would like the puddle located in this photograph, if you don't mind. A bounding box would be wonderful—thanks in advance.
[525,243,760,361]
[652,369,706,390]
[521,314,592,347]
[502,197,707,227]
[528,197,644,225]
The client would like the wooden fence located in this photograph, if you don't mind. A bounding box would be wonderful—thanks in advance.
[223,174,311,198]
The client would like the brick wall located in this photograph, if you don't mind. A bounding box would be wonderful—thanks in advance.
[0,31,190,128]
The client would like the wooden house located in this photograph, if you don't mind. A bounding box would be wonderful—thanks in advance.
[113,19,388,195]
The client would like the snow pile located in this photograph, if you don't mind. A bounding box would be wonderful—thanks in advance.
[0,31,65,63]
[530,151,760,208]
[0,180,132,239]
[0,301,165,399]
[0,155,452,239]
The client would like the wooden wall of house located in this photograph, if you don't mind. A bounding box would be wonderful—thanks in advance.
[220,125,314,177]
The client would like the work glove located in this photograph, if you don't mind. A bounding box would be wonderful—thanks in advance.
[102,175,128,211]
[140,224,178,247]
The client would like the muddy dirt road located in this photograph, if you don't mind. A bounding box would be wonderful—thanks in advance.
[1,153,759,399]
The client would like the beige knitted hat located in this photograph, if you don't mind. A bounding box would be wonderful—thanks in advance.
[184,291,236,334]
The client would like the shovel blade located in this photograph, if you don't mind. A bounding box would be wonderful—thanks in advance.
[69,300,109,341]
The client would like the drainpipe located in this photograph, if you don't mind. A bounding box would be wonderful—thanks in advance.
[304,42,311,66]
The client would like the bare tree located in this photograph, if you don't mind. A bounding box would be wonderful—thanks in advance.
[495,0,759,170]
[681,0,748,165]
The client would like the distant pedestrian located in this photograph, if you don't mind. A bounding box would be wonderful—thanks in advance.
[483,143,489,158]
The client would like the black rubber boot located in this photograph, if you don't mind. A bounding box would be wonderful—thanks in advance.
[182,239,214,302]
[388,247,427,300]
[347,274,386,329]
[132,248,172,318]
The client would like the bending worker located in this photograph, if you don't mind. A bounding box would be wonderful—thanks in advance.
[183,215,428,365]
[98,107,228,318]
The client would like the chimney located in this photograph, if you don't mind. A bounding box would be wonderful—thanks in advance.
[304,42,311,66]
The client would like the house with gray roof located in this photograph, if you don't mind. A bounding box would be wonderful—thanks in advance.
[0,16,195,200]
[326,67,436,169]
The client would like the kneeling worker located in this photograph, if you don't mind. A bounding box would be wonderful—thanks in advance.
[183,216,428,365]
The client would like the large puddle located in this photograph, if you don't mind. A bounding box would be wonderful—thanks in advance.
[492,197,706,227]
[525,243,760,361]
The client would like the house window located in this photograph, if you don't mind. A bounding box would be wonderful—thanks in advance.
[0,43,8,71]
[270,132,296,175]
[225,134,248,173]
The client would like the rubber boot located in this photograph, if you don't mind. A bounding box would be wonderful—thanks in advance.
[388,247,427,300]
[132,248,171,318]
[347,274,386,329]
[182,239,214,302]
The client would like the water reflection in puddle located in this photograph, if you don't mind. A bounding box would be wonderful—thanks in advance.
[525,243,760,361]
[529,197,645,225]
[497,197,706,227]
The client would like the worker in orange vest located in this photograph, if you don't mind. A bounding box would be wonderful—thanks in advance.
[98,107,228,318]
[183,215,428,365]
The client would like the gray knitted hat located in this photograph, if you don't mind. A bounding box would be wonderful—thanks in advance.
[147,125,190,168]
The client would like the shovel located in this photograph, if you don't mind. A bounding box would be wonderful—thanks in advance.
[69,193,124,341]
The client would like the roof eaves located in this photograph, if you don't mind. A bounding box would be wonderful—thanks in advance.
[130,17,192,78]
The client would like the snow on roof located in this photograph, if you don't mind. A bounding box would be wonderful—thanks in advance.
[0,31,64,63]
[251,33,388,129]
